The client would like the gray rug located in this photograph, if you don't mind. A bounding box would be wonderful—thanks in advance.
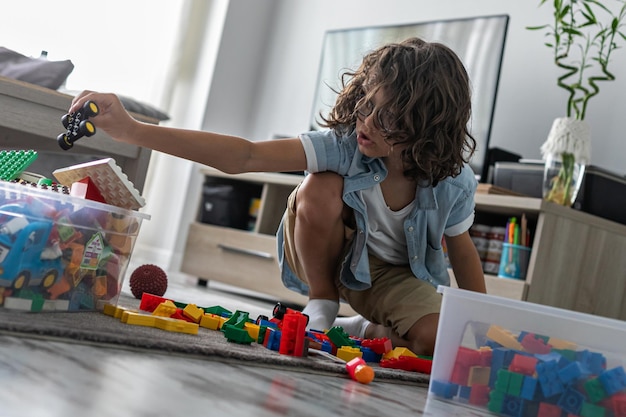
[0,295,429,386]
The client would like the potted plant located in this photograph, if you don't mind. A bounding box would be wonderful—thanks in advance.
[528,0,626,206]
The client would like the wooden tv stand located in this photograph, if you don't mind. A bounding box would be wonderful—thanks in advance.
[181,168,626,321]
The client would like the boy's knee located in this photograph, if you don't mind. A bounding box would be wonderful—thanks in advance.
[296,172,344,217]
[405,313,439,356]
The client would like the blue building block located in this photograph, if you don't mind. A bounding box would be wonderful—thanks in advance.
[359,346,382,363]
[557,387,584,415]
[458,385,471,402]
[558,361,591,385]
[520,376,539,401]
[598,366,626,396]
[536,360,565,398]
[430,380,459,399]
[578,350,607,376]
[501,394,525,417]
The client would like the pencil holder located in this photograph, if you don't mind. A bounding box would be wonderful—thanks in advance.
[498,243,531,280]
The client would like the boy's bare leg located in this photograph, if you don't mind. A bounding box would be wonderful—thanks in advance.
[364,313,439,356]
[293,172,345,330]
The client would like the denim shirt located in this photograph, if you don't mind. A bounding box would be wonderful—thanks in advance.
[276,129,477,296]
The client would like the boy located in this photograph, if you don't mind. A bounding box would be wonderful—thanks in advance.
[70,37,486,355]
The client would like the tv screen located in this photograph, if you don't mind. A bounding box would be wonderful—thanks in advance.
[310,14,509,182]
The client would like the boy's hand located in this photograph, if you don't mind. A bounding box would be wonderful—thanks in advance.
[69,91,138,143]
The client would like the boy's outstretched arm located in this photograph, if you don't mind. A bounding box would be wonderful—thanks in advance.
[69,91,307,175]
[445,231,487,293]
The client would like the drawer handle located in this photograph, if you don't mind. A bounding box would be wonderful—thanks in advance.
[217,244,274,260]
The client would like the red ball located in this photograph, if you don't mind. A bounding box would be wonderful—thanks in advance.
[129,264,168,299]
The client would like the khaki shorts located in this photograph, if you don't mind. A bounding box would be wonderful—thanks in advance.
[282,184,442,338]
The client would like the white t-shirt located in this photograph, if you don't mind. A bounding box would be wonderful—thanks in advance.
[360,183,415,265]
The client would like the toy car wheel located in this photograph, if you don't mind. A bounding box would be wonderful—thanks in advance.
[61,113,71,129]
[83,101,99,117]
[41,270,59,289]
[273,302,286,319]
[57,133,73,150]
[13,271,29,290]
[79,120,97,137]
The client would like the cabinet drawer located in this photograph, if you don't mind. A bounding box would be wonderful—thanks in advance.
[182,222,356,315]
[182,222,280,284]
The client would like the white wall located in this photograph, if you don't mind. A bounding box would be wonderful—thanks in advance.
[158,0,626,272]
[206,0,626,175]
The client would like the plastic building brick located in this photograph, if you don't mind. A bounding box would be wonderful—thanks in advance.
[430,380,459,399]
[223,310,250,329]
[57,100,99,150]
[278,312,308,357]
[336,346,363,362]
[154,317,198,335]
[556,387,584,415]
[244,322,261,341]
[139,293,171,312]
[152,300,178,317]
[199,313,223,330]
[204,305,232,316]
[584,377,608,403]
[360,337,393,355]
[546,337,577,351]
[383,347,417,360]
[380,356,433,374]
[263,328,281,351]
[359,346,382,363]
[69,177,107,204]
[53,158,145,210]
[122,311,157,327]
[469,384,490,406]
[326,326,356,348]
[509,354,538,376]
[223,324,254,344]
[536,402,561,417]
[520,333,551,355]
[0,150,38,181]
[182,304,204,323]
[345,357,375,385]
[599,367,626,396]
[487,325,524,350]
[468,366,491,386]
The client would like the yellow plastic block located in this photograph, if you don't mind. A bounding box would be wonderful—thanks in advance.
[548,337,578,350]
[155,317,199,334]
[486,325,523,351]
[336,346,363,362]
[123,311,157,327]
[244,322,261,341]
[103,304,136,319]
[199,314,222,330]
[383,347,418,360]
[183,304,204,323]
[468,366,491,386]
[152,300,177,317]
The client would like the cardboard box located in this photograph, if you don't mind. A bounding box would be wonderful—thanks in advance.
[0,181,149,312]
[429,286,626,416]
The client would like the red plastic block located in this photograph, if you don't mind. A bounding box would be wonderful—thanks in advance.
[139,293,171,312]
[279,312,308,356]
[360,337,393,355]
[537,402,562,417]
[509,353,539,376]
[469,384,490,406]
[380,356,433,374]
[70,177,107,204]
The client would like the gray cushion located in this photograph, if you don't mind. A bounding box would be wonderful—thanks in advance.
[0,47,74,90]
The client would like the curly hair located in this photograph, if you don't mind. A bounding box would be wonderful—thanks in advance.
[319,37,476,186]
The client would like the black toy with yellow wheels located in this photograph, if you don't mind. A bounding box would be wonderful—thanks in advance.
[57,100,99,150]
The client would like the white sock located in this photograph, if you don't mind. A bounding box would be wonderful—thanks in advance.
[332,315,371,338]
[301,299,339,331]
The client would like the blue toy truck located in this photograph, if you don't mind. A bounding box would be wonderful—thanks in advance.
[0,220,64,290]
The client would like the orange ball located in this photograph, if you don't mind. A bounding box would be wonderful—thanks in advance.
[353,364,375,384]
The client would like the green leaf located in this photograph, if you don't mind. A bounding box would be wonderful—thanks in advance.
[527,24,549,30]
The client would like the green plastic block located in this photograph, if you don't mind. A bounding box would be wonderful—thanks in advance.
[0,150,38,181]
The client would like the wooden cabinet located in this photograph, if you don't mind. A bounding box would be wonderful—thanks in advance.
[181,169,626,321]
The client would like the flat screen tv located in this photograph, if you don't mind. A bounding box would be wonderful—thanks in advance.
[310,14,509,182]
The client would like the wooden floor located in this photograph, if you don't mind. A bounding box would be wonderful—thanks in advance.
[0,267,484,417]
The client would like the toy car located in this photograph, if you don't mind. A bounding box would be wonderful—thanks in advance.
[57,100,99,150]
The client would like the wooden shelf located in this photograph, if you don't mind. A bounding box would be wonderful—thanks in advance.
[0,76,156,191]
[182,171,626,322]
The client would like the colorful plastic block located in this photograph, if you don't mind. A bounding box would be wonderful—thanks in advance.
[0,150,37,181]
[336,346,363,362]
[346,357,374,384]
[53,158,145,210]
